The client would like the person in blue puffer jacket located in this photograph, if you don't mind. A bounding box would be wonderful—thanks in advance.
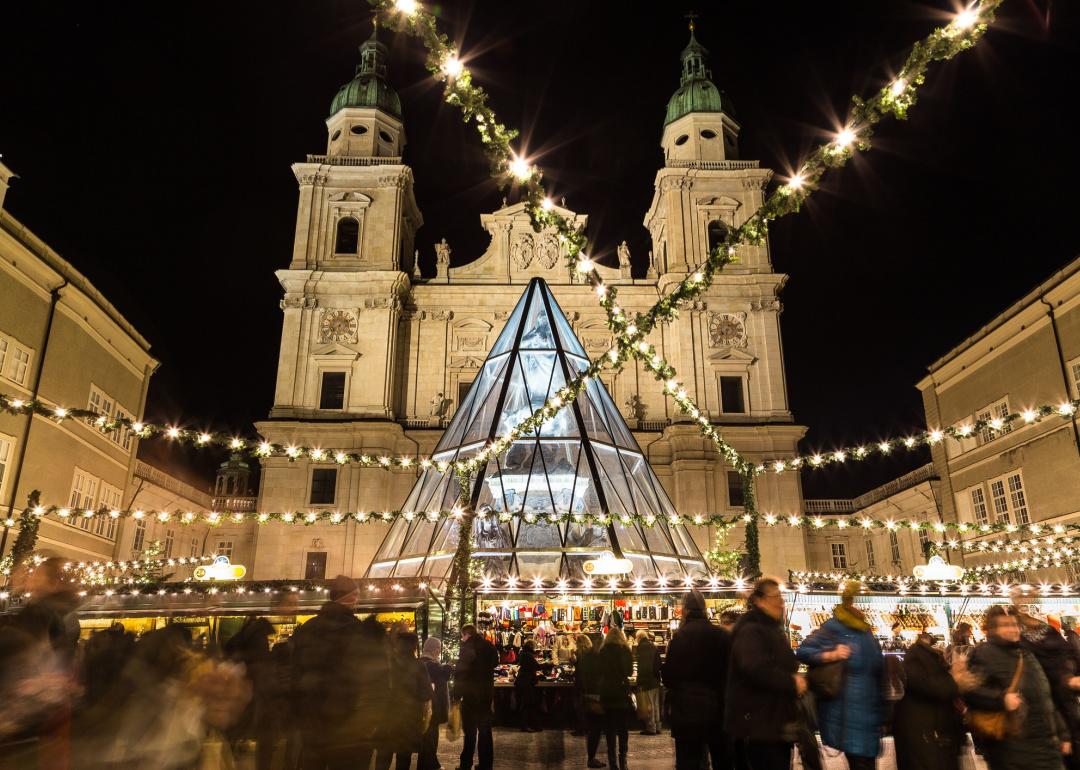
[797,582,885,770]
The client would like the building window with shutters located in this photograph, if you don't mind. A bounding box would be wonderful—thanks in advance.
[977,398,1012,445]
[0,332,33,386]
[190,537,199,557]
[305,552,328,580]
[68,468,99,528]
[830,542,847,569]
[1070,356,1080,398]
[0,433,13,502]
[164,529,174,558]
[918,527,930,557]
[889,530,901,563]
[865,538,875,568]
[310,468,338,505]
[989,478,1010,524]
[216,540,234,559]
[96,482,122,540]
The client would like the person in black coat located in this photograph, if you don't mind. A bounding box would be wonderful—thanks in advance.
[725,577,805,770]
[662,591,731,770]
[291,575,390,770]
[515,640,542,732]
[454,624,499,770]
[893,633,964,770]
[419,637,451,770]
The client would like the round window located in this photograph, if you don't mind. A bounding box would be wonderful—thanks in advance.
[350,125,368,135]
[379,130,393,143]
[331,129,342,141]
[674,134,689,146]
[700,129,717,139]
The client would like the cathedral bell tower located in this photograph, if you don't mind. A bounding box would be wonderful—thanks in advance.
[645,22,771,277]
[268,20,422,420]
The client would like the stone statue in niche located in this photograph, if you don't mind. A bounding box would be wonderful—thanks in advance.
[412,249,421,280]
[429,392,449,417]
[617,241,631,268]
[435,238,451,268]
[624,394,646,421]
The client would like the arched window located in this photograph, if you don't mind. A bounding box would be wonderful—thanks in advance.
[335,216,360,254]
[707,220,727,256]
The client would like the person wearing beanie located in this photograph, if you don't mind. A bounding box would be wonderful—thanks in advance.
[663,590,731,770]
[419,637,451,770]
[796,581,884,770]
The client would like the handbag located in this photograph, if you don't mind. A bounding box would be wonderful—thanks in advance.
[445,701,462,741]
[635,689,653,721]
[965,653,1024,740]
[806,628,846,701]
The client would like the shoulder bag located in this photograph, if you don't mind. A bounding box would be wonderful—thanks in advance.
[965,652,1024,741]
[806,629,846,701]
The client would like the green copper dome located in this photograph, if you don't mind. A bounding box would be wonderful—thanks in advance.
[329,23,402,119]
[664,28,734,126]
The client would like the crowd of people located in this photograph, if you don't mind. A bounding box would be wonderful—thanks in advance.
[6,561,1080,770]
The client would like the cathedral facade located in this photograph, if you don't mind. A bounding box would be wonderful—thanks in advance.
[251,27,809,580]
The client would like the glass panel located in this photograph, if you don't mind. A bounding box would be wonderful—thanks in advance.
[475,518,513,550]
[368,562,394,578]
[519,290,556,349]
[577,380,618,446]
[565,523,609,549]
[489,358,536,441]
[612,518,647,551]
[430,519,462,554]
[652,554,684,578]
[461,356,514,445]
[681,560,709,578]
[422,554,453,579]
[537,360,579,438]
[626,553,658,578]
[641,520,676,554]
[375,520,411,560]
[477,555,511,579]
[402,519,438,556]
[539,441,582,513]
[437,355,510,452]
[565,554,608,580]
[488,442,535,514]
[517,523,563,549]
[393,557,425,578]
[544,287,590,358]
[669,522,701,558]
[594,384,637,448]
[593,444,637,516]
[517,553,561,581]
[489,290,528,356]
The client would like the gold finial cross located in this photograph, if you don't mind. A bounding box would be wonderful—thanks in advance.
[685,11,699,32]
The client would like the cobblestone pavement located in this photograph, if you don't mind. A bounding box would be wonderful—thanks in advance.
[437,727,676,769]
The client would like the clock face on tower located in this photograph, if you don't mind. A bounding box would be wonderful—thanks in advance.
[708,312,747,348]
[319,310,357,343]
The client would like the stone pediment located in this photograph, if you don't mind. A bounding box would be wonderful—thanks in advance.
[448,354,486,370]
[448,201,611,283]
[311,343,362,359]
[708,347,755,365]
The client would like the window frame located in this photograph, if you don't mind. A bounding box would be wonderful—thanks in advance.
[0,333,33,387]
[132,519,146,552]
[726,471,745,508]
[310,467,338,506]
[830,541,848,569]
[889,529,901,563]
[1070,356,1080,399]
[864,538,875,568]
[334,216,361,255]
[0,432,14,503]
[319,370,348,410]
[96,482,122,540]
[305,551,328,580]
[68,467,100,527]
[718,375,747,415]
[216,540,234,559]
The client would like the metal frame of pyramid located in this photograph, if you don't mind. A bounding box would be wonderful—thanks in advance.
[366,278,708,584]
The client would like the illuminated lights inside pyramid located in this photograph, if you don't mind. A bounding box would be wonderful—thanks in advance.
[366,278,707,583]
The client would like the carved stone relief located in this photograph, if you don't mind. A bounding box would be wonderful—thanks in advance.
[510,233,534,269]
[536,234,559,269]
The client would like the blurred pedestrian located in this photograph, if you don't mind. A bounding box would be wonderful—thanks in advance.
[0,557,81,770]
[893,632,964,770]
[419,637,451,770]
[947,622,975,665]
[223,616,276,769]
[726,577,804,770]
[662,592,729,769]
[597,626,633,770]
[454,624,498,770]
[797,581,884,770]
[291,575,389,770]
[515,640,542,732]
[962,605,1066,770]
[575,634,606,768]
[633,631,661,736]
[385,631,433,770]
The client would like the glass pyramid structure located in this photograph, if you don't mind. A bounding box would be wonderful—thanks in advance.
[366,278,708,583]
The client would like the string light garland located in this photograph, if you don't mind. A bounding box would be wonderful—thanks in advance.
[787,568,1079,596]
[934,533,1080,554]
[762,400,1080,474]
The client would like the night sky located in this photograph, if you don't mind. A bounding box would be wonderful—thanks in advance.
[1,1,1075,498]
